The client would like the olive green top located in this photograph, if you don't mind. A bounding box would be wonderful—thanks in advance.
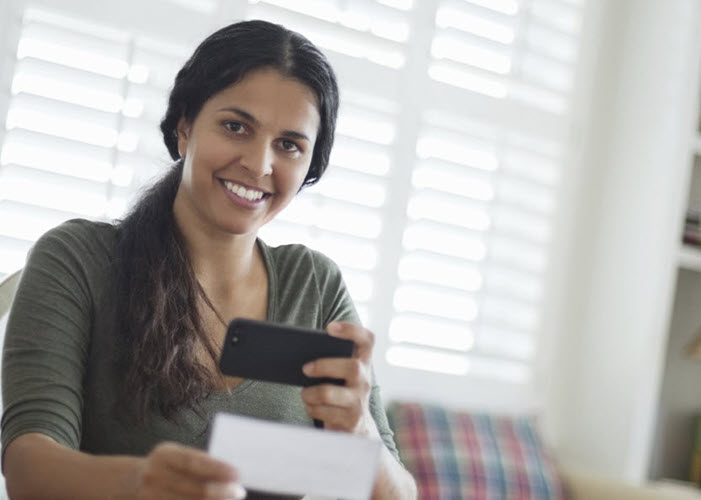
[1,219,398,499]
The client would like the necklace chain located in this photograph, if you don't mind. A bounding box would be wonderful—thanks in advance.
[195,279,229,329]
[209,302,229,329]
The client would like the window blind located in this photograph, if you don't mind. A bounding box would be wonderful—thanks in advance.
[0,0,588,411]
[0,5,194,279]
[385,0,584,404]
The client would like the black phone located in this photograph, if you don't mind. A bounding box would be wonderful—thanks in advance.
[219,318,355,387]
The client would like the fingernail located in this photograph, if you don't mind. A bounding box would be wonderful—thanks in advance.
[302,362,313,375]
[236,484,247,499]
[227,482,247,499]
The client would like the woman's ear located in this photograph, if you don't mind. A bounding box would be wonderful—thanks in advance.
[176,117,190,158]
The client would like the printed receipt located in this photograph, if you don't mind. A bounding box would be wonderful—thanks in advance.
[208,413,382,500]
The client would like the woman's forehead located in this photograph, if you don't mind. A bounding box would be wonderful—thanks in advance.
[203,68,320,134]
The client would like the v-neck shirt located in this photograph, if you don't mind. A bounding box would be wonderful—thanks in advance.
[1,219,400,499]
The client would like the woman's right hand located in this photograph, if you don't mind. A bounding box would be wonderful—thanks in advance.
[135,442,246,500]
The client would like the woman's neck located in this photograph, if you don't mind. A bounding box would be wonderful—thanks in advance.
[172,193,261,301]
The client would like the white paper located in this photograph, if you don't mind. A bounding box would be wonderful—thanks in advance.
[208,413,382,500]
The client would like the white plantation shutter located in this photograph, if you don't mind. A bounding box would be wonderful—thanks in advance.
[382,0,584,408]
[0,0,588,410]
[0,5,195,279]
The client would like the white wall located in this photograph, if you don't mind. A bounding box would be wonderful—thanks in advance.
[543,0,701,483]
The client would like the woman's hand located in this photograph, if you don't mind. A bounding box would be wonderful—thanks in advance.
[301,322,379,437]
[134,442,246,500]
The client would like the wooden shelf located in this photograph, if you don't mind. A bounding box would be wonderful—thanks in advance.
[678,244,701,271]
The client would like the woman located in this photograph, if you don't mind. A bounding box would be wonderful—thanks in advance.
[1,20,416,500]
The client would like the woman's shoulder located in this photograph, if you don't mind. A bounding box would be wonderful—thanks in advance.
[33,218,118,261]
[17,219,118,313]
[261,240,341,277]
[260,240,354,324]
[43,217,116,237]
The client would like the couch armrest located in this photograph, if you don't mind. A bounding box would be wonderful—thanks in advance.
[562,468,701,500]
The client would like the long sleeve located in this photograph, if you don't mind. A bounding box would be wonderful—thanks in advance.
[1,220,103,459]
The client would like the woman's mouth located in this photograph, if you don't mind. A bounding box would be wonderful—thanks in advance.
[220,179,269,202]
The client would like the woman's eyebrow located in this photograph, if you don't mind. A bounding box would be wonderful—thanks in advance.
[218,106,258,125]
[217,106,311,142]
[281,130,310,142]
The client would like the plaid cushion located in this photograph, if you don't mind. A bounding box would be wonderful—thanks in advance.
[387,402,568,500]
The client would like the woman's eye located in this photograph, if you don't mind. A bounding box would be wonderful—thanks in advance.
[224,121,245,134]
[279,139,300,153]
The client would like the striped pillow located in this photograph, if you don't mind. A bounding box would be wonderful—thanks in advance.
[387,402,568,500]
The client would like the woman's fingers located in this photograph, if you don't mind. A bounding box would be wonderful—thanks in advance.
[304,402,363,431]
[161,477,245,500]
[301,322,379,435]
[301,382,357,408]
[303,357,369,386]
[158,443,236,481]
[138,442,246,500]
[326,322,374,362]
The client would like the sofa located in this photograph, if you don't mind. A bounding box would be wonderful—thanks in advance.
[386,402,701,500]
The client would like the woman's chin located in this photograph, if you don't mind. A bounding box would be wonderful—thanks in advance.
[219,223,260,237]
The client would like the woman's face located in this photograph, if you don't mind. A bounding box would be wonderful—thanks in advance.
[174,67,320,238]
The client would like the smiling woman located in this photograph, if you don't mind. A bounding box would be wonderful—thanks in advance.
[173,68,320,238]
[0,19,416,500]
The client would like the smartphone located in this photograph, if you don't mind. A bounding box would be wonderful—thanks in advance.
[219,318,355,387]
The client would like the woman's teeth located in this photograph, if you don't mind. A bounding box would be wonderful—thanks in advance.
[224,180,264,201]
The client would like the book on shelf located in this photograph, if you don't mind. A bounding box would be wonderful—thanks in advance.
[684,228,701,246]
[684,208,701,248]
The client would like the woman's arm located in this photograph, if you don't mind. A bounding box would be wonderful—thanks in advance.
[368,438,418,500]
[5,433,142,500]
[4,433,245,500]
[351,407,418,500]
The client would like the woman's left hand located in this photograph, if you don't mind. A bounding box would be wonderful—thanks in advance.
[301,322,379,437]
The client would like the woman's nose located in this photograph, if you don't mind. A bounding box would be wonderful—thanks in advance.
[240,141,273,177]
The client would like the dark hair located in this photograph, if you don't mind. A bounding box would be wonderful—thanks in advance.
[115,20,339,421]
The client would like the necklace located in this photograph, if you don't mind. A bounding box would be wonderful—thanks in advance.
[195,279,229,329]
[193,279,238,392]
